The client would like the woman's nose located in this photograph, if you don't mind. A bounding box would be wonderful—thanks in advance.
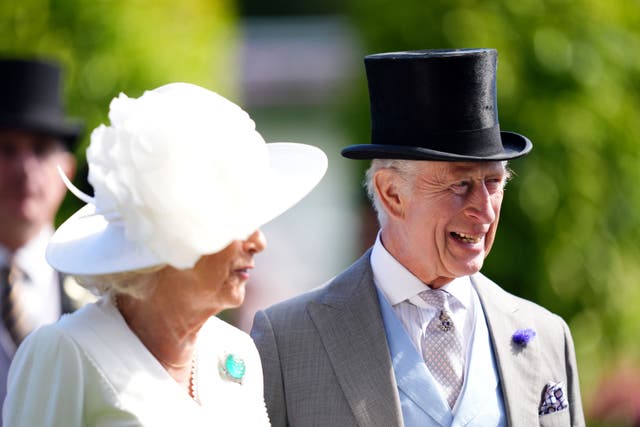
[244,229,267,254]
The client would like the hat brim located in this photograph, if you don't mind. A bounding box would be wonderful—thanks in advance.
[0,115,82,147]
[46,142,327,275]
[341,131,532,161]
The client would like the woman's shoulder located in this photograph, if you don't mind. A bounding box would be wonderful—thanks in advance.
[202,316,252,343]
[5,304,118,427]
[15,313,87,361]
[9,318,88,390]
[15,301,105,363]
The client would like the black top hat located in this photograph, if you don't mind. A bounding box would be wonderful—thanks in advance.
[0,58,82,148]
[341,48,532,161]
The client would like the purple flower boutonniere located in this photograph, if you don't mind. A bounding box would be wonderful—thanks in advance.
[512,328,536,347]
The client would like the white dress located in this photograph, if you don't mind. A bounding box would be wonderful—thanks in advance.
[2,297,270,426]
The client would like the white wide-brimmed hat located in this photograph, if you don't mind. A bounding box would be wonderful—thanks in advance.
[46,82,327,275]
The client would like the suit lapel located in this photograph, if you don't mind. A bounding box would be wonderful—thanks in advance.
[307,251,403,427]
[472,274,543,425]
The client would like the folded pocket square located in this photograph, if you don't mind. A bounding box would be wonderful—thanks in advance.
[539,381,569,415]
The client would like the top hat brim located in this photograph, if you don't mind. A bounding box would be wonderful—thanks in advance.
[341,131,532,161]
[0,114,83,148]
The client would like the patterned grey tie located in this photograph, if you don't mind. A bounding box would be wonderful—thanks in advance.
[419,288,464,408]
[1,261,32,346]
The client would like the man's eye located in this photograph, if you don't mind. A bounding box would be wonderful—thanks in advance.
[34,143,56,158]
[485,179,504,192]
[451,181,469,193]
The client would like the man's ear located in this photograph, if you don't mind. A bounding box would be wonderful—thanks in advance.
[374,169,406,220]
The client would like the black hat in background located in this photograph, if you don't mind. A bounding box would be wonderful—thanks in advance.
[341,48,532,161]
[0,58,82,149]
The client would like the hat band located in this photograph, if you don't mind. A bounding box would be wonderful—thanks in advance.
[372,124,503,157]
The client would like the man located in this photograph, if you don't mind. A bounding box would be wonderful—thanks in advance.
[251,49,585,426]
[0,58,92,408]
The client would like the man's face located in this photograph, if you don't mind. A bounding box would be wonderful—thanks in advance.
[0,129,75,248]
[384,161,508,287]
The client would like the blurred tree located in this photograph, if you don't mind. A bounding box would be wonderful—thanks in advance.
[345,0,640,423]
[0,0,237,221]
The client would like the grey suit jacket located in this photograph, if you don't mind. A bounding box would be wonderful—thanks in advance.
[251,250,585,426]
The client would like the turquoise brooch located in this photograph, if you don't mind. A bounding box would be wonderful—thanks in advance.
[219,353,246,384]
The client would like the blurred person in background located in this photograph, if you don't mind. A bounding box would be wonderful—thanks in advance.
[2,82,327,426]
[251,49,585,426]
[0,58,93,413]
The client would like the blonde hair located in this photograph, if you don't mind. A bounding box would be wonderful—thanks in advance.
[74,264,166,299]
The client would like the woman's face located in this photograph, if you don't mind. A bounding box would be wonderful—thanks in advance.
[191,230,266,314]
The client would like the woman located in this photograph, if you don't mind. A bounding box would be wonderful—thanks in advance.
[2,82,327,426]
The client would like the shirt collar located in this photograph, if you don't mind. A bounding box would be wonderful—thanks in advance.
[0,226,54,282]
[370,232,472,309]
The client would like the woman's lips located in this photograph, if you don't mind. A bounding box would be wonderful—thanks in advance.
[234,266,253,281]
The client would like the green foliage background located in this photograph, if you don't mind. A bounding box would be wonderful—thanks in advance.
[346,0,640,422]
[0,0,237,219]
[3,0,640,423]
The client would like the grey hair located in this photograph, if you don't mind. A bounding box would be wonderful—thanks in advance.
[364,159,511,227]
[364,159,421,227]
[74,264,167,300]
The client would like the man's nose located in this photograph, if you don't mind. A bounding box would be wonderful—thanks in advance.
[465,182,497,223]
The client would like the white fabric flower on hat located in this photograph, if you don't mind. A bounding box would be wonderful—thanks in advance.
[87,83,269,269]
[47,82,327,275]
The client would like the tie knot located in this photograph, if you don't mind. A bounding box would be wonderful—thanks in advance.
[418,288,449,310]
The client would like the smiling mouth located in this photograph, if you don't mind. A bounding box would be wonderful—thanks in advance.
[451,232,482,244]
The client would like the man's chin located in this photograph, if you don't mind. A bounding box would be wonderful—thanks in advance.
[450,259,485,278]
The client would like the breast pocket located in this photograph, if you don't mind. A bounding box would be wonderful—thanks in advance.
[539,409,571,427]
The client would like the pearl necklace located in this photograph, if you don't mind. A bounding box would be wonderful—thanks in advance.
[189,351,200,404]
